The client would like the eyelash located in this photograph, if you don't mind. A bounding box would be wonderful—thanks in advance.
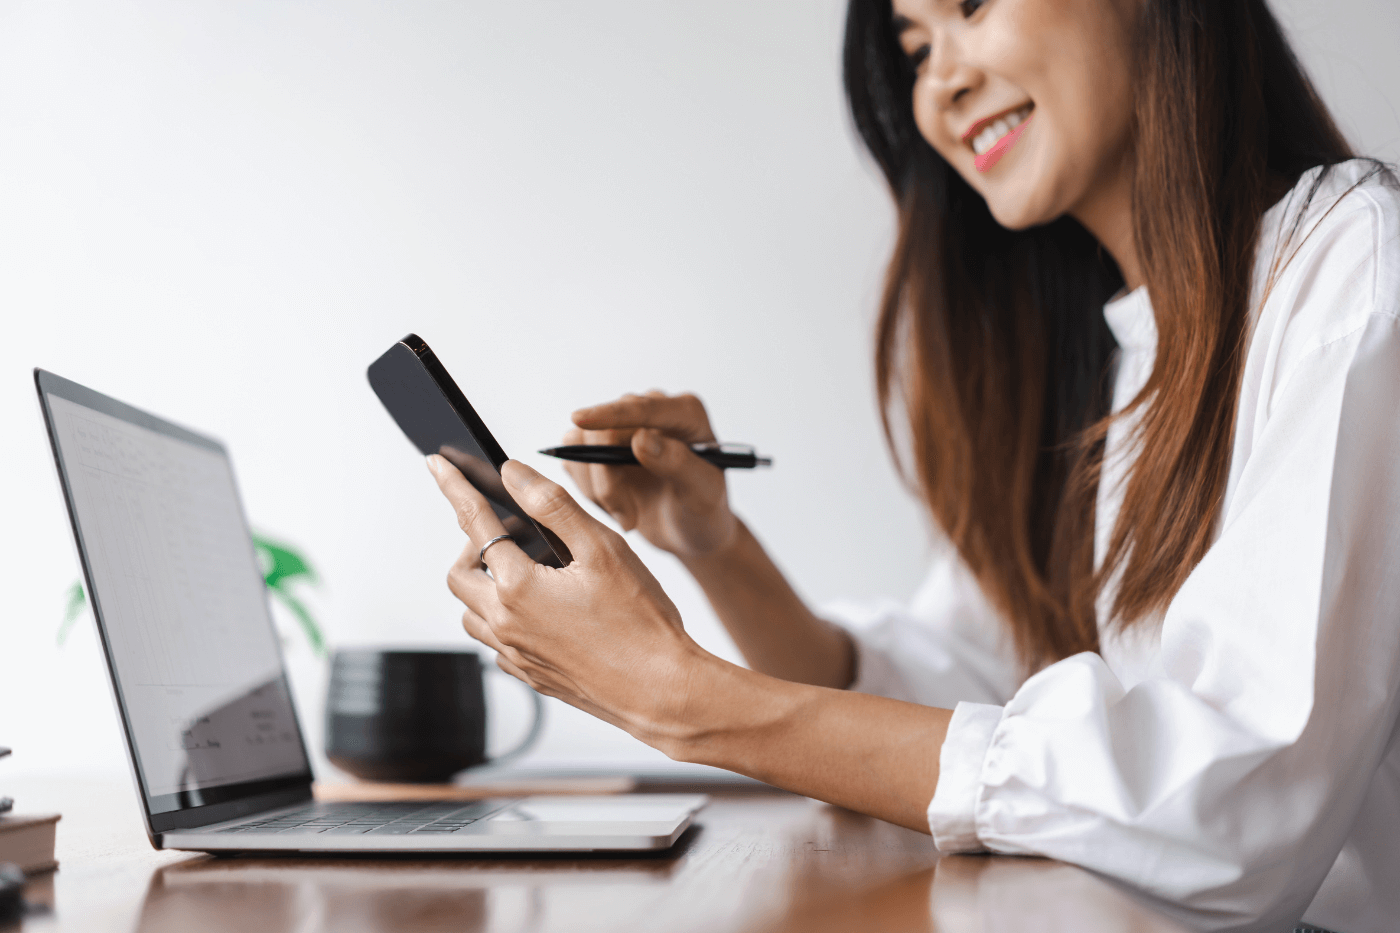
[959,0,987,16]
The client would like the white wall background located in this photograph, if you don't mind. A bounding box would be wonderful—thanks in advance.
[1,0,1396,784]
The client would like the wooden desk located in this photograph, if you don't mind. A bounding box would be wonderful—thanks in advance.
[6,777,1186,933]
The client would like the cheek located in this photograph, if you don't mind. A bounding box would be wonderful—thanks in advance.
[1034,3,1138,166]
[911,84,961,165]
[1075,79,1134,162]
[1031,55,1136,213]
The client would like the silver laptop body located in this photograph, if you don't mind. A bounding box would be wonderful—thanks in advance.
[35,369,704,854]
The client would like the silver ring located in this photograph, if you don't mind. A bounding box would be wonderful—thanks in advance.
[478,533,514,567]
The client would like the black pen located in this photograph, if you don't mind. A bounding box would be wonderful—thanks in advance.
[540,443,773,470]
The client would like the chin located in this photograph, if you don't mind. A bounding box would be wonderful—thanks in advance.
[984,188,1056,231]
[985,199,1037,230]
[972,140,1068,231]
[978,157,1069,231]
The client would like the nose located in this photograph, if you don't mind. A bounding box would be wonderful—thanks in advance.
[925,26,981,110]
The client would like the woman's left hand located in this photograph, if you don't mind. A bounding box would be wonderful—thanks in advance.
[426,454,708,749]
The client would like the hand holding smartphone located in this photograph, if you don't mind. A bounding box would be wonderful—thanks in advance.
[367,334,572,567]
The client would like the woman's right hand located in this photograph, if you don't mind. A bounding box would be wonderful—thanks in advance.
[563,391,738,559]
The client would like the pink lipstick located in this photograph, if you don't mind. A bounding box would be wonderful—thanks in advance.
[974,112,1034,174]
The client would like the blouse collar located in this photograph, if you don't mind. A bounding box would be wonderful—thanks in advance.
[1103,285,1157,355]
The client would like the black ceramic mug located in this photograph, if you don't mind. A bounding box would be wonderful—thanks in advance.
[324,649,544,782]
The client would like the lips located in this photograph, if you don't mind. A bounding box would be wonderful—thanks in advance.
[965,104,1033,153]
[973,112,1034,174]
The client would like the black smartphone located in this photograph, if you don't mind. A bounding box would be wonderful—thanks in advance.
[367,334,573,567]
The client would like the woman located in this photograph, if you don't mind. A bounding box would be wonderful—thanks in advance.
[425,0,1400,929]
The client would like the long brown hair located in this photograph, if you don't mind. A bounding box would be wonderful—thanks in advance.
[843,0,1354,670]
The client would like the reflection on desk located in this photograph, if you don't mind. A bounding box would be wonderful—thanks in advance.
[137,855,681,933]
[11,778,1187,933]
[757,857,1184,933]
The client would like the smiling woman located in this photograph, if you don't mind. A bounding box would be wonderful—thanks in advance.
[426,1,1400,931]
[848,0,1364,670]
[888,0,1141,239]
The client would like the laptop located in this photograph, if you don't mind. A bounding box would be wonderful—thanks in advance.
[34,369,706,853]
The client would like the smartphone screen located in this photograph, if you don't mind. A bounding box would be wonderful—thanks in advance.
[367,335,572,567]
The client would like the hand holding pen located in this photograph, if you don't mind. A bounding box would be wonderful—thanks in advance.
[542,442,771,470]
[553,392,746,559]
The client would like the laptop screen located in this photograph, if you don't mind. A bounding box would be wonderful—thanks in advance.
[37,372,312,819]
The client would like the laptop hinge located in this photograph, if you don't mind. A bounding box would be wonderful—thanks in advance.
[149,782,314,835]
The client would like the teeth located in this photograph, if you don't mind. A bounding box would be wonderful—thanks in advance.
[970,105,1033,156]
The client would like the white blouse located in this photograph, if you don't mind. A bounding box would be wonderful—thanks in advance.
[830,160,1400,933]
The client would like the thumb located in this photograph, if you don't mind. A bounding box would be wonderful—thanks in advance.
[500,460,608,557]
[632,429,720,498]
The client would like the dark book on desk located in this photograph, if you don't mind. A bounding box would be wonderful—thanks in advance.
[0,814,61,875]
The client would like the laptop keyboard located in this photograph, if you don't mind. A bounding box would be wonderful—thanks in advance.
[215,800,513,835]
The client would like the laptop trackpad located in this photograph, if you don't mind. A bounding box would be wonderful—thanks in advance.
[477,795,705,834]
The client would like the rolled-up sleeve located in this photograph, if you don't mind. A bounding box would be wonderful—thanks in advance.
[925,294,1400,932]
[927,702,1001,851]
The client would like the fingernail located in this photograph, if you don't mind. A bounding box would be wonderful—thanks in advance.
[426,455,441,474]
[645,430,663,458]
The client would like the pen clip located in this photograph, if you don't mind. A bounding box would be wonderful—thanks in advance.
[689,443,755,456]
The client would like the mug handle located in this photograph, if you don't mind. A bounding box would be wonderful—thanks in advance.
[482,668,546,766]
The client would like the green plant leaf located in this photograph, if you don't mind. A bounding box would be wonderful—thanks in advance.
[58,582,86,646]
[251,534,318,589]
[268,588,327,658]
[60,533,328,657]
[251,533,326,659]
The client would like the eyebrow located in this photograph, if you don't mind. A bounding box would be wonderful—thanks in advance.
[891,13,914,36]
